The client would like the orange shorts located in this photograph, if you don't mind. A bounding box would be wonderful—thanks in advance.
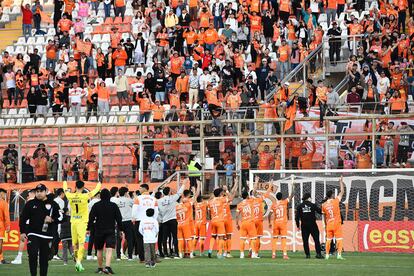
[272,223,287,237]
[326,223,342,239]
[255,220,263,236]
[195,223,207,238]
[178,224,193,240]
[240,221,257,239]
[224,219,233,235]
[210,220,226,236]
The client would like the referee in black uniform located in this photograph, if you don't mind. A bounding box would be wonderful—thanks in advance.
[20,184,60,276]
[295,193,323,259]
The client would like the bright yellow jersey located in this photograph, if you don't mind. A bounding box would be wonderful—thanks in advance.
[63,181,101,223]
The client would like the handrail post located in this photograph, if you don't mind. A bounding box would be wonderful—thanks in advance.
[57,127,62,181]
[139,124,143,183]
[17,128,22,183]
[98,126,103,180]
[302,58,306,97]
[371,118,376,169]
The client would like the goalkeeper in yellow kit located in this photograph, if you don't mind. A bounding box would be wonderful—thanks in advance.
[63,179,101,272]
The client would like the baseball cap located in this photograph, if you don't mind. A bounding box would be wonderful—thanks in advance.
[35,184,47,192]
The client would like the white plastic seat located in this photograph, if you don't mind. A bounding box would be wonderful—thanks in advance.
[88,116,98,124]
[45,117,55,125]
[6,119,15,126]
[35,36,46,45]
[92,34,101,44]
[105,78,114,87]
[11,6,20,14]
[35,117,45,125]
[56,117,66,125]
[8,109,17,115]
[110,106,120,114]
[16,37,26,46]
[5,46,15,54]
[66,116,76,125]
[125,68,135,76]
[101,34,110,42]
[0,119,4,127]
[100,42,109,51]
[85,26,93,34]
[127,115,138,123]
[24,118,34,126]
[130,105,140,114]
[26,36,36,45]
[18,108,28,116]
[46,28,56,36]
[1,15,10,22]
[98,116,108,124]
[108,116,117,124]
[78,116,87,124]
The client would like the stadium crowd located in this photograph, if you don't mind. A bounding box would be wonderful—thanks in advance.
[0,0,412,125]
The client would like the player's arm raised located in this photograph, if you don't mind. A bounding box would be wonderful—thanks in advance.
[228,176,239,201]
[88,181,102,199]
[337,175,345,201]
[192,180,201,203]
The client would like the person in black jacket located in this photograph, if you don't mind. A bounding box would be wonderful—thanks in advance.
[27,86,38,118]
[295,193,323,259]
[22,156,35,183]
[88,188,123,275]
[19,184,60,276]
[327,21,342,65]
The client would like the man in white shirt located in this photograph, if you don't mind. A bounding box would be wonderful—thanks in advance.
[5,67,16,106]
[115,187,134,260]
[115,70,130,107]
[158,184,184,258]
[199,68,211,102]
[55,59,68,78]
[68,82,87,121]
[51,189,66,260]
[377,71,390,96]
[132,184,158,262]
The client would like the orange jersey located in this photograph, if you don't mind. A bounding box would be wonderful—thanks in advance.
[176,201,193,225]
[208,197,227,222]
[236,199,254,222]
[223,196,231,221]
[271,199,288,223]
[195,201,208,224]
[252,195,267,221]
[0,199,10,229]
[322,198,341,225]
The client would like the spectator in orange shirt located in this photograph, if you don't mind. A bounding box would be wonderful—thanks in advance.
[258,145,275,170]
[113,44,128,75]
[260,98,277,140]
[298,141,316,169]
[151,99,165,122]
[290,138,304,169]
[277,40,290,80]
[137,91,152,122]
[346,143,372,169]
[34,150,48,181]
[204,24,219,52]
[57,13,73,34]
[85,154,99,181]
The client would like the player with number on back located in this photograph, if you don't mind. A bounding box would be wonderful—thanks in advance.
[63,179,101,272]
[322,175,345,260]
[236,191,259,259]
[194,193,208,256]
[268,176,295,260]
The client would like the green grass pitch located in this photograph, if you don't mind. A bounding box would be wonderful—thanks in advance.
[1,251,413,276]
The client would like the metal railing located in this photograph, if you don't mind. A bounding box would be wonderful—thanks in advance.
[1,114,413,185]
[266,43,324,101]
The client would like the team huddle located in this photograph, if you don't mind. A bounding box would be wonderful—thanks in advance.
[0,175,346,275]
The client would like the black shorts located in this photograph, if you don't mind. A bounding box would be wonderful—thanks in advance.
[94,231,116,250]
